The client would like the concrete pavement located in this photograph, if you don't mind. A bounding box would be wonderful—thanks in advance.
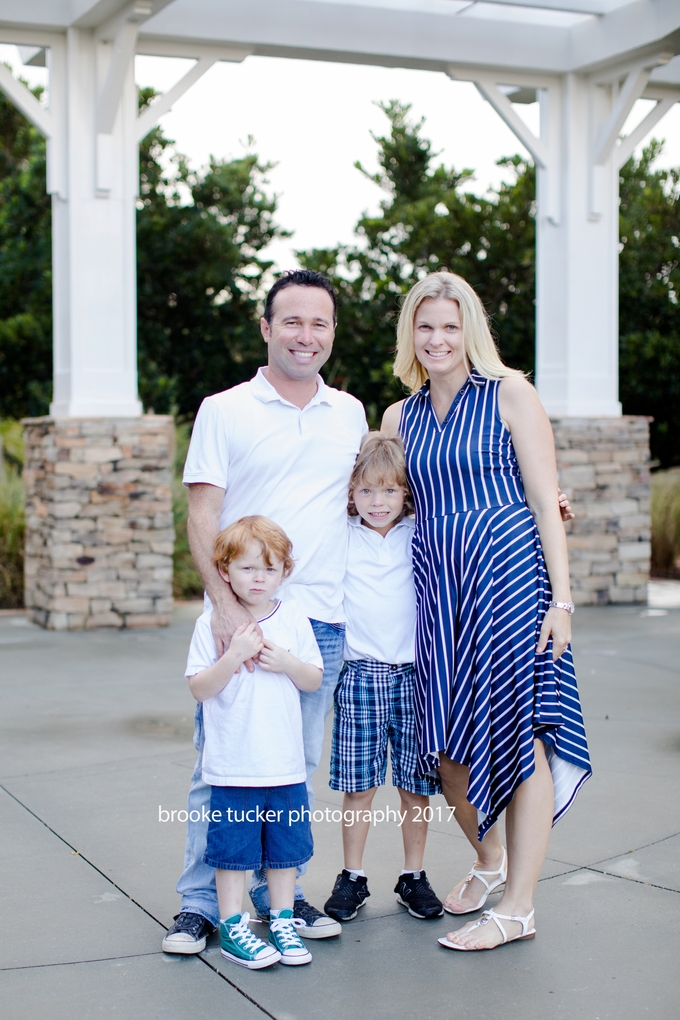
[1,601,679,1020]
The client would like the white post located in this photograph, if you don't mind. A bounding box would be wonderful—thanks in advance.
[49,26,143,418]
[535,72,621,417]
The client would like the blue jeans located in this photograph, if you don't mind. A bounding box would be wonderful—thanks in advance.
[176,619,345,926]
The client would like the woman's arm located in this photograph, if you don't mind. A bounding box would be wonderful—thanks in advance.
[498,376,572,662]
[381,400,405,436]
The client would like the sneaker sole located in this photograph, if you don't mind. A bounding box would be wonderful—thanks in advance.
[396,895,444,920]
[221,948,280,969]
[162,936,207,954]
[297,920,342,939]
[278,950,313,966]
[324,899,368,923]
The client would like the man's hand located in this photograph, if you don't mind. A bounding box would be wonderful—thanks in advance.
[558,488,574,522]
[228,622,264,667]
[211,601,262,671]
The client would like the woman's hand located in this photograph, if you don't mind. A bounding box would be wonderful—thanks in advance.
[536,606,572,662]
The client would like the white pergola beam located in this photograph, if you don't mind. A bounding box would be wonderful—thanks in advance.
[615,97,676,169]
[592,64,653,166]
[0,61,52,137]
[97,18,139,134]
[471,77,549,168]
[135,54,216,142]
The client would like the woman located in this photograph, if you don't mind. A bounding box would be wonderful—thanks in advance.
[382,272,591,951]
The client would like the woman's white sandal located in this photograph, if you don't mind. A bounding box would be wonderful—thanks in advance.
[443,846,507,915]
[438,908,536,951]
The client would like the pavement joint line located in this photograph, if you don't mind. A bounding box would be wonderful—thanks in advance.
[549,829,680,871]
[578,866,680,895]
[0,784,284,1020]
[0,951,162,972]
[0,783,169,931]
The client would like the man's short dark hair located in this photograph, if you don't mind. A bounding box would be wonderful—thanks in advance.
[263,269,337,325]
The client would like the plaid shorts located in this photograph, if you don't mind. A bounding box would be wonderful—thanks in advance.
[330,660,441,795]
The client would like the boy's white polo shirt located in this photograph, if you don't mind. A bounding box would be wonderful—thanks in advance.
[343,514,416,665]
[183,368,367,623]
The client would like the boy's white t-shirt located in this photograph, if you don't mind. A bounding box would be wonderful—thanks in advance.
[186,600,323,787]
[342,514,417,665]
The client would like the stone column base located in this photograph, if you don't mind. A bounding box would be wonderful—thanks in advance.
[552,416,651,605]
[22,416,175,630]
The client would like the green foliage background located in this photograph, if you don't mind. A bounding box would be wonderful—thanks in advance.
[1,87,680,603]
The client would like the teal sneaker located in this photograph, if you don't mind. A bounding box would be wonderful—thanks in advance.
[219,912,280,969]
[268,909,313,966]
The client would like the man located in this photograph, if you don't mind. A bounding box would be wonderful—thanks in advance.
[162,270,367,952]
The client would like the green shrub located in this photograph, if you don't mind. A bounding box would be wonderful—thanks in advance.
[172,421,203,599]
[0,419,25,608]
[651,468,680,576]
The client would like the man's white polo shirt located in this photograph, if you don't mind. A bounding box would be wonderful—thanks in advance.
[183,368,367,623]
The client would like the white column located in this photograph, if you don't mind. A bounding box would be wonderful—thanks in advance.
[535,73,622,417]
[50,26,142,418]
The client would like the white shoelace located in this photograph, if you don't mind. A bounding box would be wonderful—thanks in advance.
[227,912,267,952]
[268,915,306,949]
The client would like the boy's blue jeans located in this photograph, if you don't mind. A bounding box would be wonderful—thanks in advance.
[175,620,345,927]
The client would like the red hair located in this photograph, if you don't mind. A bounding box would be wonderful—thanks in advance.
[213,516,294,578]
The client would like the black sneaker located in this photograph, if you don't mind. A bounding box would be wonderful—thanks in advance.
[162,912,216,953]
[324,870,370,922]
[293,899,342,938]
[394,870,444,919]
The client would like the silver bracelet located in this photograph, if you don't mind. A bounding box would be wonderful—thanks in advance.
[549,600,575,615]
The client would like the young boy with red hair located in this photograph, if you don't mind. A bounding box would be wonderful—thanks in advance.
[185,515,323,969]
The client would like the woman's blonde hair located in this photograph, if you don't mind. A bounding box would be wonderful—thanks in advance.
[393,271,522,392]
[348,432,414,517]
[213,515,295,578]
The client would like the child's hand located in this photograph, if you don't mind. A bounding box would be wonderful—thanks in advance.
[258,639,292,675]
[228,623,263,665]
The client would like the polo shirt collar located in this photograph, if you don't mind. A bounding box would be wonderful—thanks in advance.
[250,367,334,408]
[348,514,415,533]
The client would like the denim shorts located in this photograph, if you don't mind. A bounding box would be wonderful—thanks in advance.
[203,782,313,871]
[330,660,441,796]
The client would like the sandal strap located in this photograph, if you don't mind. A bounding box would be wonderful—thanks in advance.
[457,847,507,902]
[484,908,535,941]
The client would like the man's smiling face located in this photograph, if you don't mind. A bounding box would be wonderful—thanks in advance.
[261,284,335,383]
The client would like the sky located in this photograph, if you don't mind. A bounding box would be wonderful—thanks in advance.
[2,44,679,270]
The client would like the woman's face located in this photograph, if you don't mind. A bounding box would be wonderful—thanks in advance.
[413,297,466,380]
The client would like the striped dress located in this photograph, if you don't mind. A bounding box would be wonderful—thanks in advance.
[399,371,591,838]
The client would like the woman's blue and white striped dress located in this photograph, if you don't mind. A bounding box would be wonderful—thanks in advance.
[399,371,591,838]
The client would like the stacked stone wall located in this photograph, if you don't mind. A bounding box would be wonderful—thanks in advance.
[552,415,651,605]
[22,416,174,630]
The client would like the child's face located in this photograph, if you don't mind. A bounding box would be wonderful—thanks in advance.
[352,475,405,536]
[219,539,285,609]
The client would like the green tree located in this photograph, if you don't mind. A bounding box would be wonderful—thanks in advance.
[137,88,287,417]
[301,101,536,426]
[0,79,52,419]
[619,141,680,467]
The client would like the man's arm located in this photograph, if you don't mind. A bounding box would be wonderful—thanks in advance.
[186,483,257,659]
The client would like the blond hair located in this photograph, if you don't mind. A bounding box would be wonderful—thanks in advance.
[348,432,414,517]
[393,271,522,392]
[213,516,294,578]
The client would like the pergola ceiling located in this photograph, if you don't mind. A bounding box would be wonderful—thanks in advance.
[1,0,679,82]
